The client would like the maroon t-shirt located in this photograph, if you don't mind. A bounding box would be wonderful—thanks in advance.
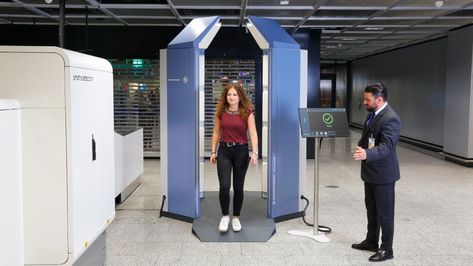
[220,112,248,144]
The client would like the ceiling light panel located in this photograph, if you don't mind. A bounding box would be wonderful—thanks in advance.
[245,9,307,17]
[20,0,87,4]
[172,0,241,6]
[304,20,364,26]
[177,8,239,17]
[313,9,379,17]
[324,0,400,6]
[359,19,417,25]
[382,10,446,17]
[249,0,316,6]
[395,0,473,8]
[109,9,174,17]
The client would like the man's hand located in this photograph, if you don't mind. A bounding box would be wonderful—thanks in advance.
[354,146,367,161]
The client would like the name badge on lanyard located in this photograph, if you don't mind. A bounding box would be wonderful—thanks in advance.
[368,133,375,149]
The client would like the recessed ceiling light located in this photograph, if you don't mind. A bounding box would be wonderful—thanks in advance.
[365,27,384,30]
[342,38,356,41]
[280,0,289,5]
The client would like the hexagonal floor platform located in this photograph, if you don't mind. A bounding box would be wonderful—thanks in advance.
[192,191,276,242]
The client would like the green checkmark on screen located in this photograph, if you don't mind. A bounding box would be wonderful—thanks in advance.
[322,113,334,125]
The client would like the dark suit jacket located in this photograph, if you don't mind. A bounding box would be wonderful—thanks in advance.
[358,104,401,184]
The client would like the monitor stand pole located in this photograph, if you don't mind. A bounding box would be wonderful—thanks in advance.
[288,137,330,242]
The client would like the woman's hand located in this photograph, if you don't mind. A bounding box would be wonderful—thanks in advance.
[210,153,217,164]
[250,153,258,166]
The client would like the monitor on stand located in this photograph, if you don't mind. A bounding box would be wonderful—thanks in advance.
[298,108,349,138]
[288,108,349,243]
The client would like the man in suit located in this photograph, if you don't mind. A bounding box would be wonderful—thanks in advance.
[352,83,401,262]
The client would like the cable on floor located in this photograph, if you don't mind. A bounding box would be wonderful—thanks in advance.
[300,195,332,233]
[159,195,166,218]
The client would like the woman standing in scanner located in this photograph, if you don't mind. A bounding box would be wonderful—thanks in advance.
[210,83,258,232]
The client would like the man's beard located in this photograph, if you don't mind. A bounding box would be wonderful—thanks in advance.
[366,106,376,112]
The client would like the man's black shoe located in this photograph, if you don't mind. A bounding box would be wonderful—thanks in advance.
[368,249,393,262]
[351,240,378,252]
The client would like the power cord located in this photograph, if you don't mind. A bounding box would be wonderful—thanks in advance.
[300,195,332,233]
[159,195,166,218]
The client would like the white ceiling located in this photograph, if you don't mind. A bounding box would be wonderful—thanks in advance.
[1,0,473,60]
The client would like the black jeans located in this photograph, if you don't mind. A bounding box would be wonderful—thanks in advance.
[364,182,396,252]
[217,144,250,216]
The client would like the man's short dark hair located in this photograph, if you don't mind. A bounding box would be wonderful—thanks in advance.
[364,83,388,101]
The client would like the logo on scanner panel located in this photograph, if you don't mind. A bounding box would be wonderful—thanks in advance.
[168,75,189,84]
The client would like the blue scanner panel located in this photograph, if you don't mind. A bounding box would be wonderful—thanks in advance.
[167,48,200,218]
[268,48,301,218]
[248,16,299,49]
[168,16,220,49]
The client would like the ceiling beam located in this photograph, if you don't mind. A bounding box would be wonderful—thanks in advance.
[100,4,169,9]
[291,0,330,34]
[2,0,473,61]
[438,16,473,19]
[0,2,21,7]
[11,0,59,22]
[391,6,458,11]
[181,15,237,20]
[108,23,181,27]
[308,16,367,21]
[349,1,473,59]
[323,1,473,59]
[318,6,385,11]
[117,15,176,20]
[0,14,41,18]
[86,0,128,26]
[322,0,404,58]
[25,4,89,9]
[357,32,446,60]
[239,0,248,27]
[166,0,186,26]
[248,5,312,10]
[174,5,240,10]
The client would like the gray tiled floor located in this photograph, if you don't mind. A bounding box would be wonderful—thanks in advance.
[107,130,473,265]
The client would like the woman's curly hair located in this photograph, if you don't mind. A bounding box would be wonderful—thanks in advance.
[215,83,253,120]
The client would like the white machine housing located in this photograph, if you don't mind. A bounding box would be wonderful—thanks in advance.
[114,128,144,201]
[0,99,23,266]
[0,46,115,265]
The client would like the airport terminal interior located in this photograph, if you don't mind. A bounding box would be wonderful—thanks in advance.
[1,0,473,265]
[110,134,473,265]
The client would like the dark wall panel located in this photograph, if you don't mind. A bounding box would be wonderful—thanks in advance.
[206,27,261,59]
[0,25,264,59]
[294,29,321,158]
[349,38,447,147]
[0,25,182,58]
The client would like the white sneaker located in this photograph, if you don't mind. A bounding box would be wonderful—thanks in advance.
[232,217,242,232]
[218,216,230,232]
